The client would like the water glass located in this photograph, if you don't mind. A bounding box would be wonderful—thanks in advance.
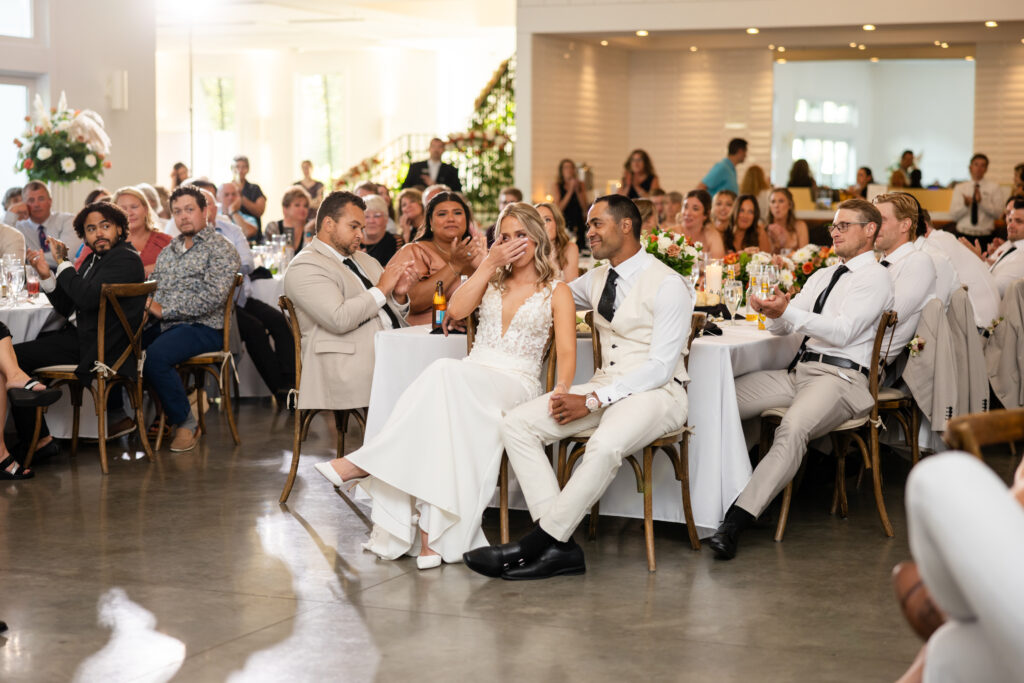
[7,258,24,303]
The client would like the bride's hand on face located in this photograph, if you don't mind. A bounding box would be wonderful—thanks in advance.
[482,236,529,271]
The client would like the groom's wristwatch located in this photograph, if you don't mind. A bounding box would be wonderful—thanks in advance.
[585,392,601,412]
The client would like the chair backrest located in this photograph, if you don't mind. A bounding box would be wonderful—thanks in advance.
[869,310,899,411]
[220,273,244,352]
[97,281,159,377]
[685,312,707,372]
[943,408,1024,459]
[278,295,303,392]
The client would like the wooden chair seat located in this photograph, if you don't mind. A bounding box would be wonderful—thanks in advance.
[178,351,231,366]
[877,386,909,402]
[35,365,78,377]
[566,425,692,443]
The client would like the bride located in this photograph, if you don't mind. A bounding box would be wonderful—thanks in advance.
[315,202,577,569]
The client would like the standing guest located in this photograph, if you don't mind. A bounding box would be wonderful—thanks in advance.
[75,187,172,277]
[360,194,399,267]
[677,189,725,259]
[765,188,810,255]
[920,209,1000,329]
[552,158,589,254]
[17,201,146,461]
[464,194,694,580]
[396,188,424,243]
[401,137,462,191]
[84,188,111,205]
[264,186,312,253]
[535,201,579,281]
[14,181,81,269]
[390,192,485,325]
[711,190,736,237]
[170,162,189,189]
[698,138,748,196]
[896,149,916,186]
[847,167,874,198]
[294,160,324,221]
[708,199,893,560]
[741,165,773,222]
[949,153,1004,251]
[144,186,241,452]
[217,181,258,242]
[727,195,768,253]
[959,197,1024,298]
[232,155,267,237]
[618,149,660,199]
[786,159,818,194]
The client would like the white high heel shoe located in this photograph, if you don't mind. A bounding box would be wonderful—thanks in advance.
[314,461,343,487]
[416,554,442,570]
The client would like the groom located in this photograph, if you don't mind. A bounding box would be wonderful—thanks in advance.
[464,194,694,580]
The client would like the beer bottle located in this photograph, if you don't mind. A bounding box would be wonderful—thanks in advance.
[432,281,447,330]
[745,272,759,322]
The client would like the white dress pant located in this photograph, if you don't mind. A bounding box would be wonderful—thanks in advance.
[907,452,1024,683]
[502,380,687,542]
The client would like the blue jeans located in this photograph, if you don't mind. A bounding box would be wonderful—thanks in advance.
[143,323,222,427]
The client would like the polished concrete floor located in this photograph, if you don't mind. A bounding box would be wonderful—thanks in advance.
[1,400,1011,682]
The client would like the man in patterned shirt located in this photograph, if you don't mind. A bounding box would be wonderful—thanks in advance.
[144,185,241,452]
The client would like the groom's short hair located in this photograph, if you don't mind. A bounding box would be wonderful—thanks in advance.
[593,194,642,239]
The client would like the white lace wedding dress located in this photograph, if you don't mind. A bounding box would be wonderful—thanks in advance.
[349,282,557,563]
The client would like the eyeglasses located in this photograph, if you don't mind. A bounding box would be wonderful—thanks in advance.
[827,221,871,234]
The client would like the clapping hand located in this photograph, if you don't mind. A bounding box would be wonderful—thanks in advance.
[957,237,985,260]
[26,249,51,278]
[378,258,418,298]
[448,235,479,273]
[46,237,69,263]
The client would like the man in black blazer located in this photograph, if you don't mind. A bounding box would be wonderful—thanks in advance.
[16,201,146,459]
[400,137,462,191]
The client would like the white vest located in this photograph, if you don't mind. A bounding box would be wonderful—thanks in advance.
[589,260,690,388]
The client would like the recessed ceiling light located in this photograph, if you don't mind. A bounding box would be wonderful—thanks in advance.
[934,40,941,46]
[777,46,786,52]
[689,46,698,52]
[776,58,787,64]
[858,44,866,50]
[768,44,775,50]
[862,24,876,31]
[849,42,857,48]
[635,30,649,37]
[600,40,608,46]
[941,42,949,48]
[985,21,998,28]
[746,28,759,34]
[870,57,879,62]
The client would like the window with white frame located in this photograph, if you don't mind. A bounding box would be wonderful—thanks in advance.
[0,0,33,39]
[791,138,856,189]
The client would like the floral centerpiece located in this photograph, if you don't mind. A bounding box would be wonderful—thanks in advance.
[13,92,111,184]
[789,244,839,291]
[725,251,795,301]
[642,227,700,277]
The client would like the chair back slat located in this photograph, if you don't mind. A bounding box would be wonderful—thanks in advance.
[585,311,601,371]
[278,295,303,392]
[944,408,1024,459]
[869,310,899,413]
[221,273,244,351]
[685,312,706,372]
[97,281,158,376]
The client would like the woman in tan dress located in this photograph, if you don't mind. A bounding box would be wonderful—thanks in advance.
[765,187,810,255]
[675,189,725,259]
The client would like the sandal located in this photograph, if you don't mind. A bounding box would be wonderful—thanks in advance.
[7,379,62,408]
[0,454,34,480]
[147,421,172,439]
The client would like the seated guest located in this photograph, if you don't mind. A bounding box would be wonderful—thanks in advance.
[553,159,589,253]
[676,189,725,259]
[84,188,111,205]
[360,194,399,266]
[283,191,415,412]
[135,183,168,232]
[765,187,810,254]
[664,190,683,230]
[485,187,524,245]
[154,186,171,221]
[740,165,772,222]
[711,190,736,237]
[422,184,451,208]
[618,149,660,199]
[847,166,874,198]
[919,210,999,328]
[401,137,462,191]
[787,159,818,194]
[144,186,241,452]
[75,186,172,276]
[217,181,258,242]
[391,192,485,325]
[985,197,1024,298]
[264,186,312,253]
[650,188,669,226]
[871,192,938,362]
[396,188,424,243]
[3,187,25,225]
[698,138,747,196]
[708,199,893,560]
[633,198,657,235]
[14,181,81,269]
[727,194,768,253]
[909,169,923,189]
[294,160,324,221]
[889,170,908,188]
[913,209,960,310]
[535,201,579,281]
[1013,163,1024,198]
[16,201,146,461]
[0,221,26,259]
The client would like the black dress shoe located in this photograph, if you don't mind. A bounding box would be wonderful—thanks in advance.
[501,540,585,581]
[707,527,739,560]
[463,542,527,578]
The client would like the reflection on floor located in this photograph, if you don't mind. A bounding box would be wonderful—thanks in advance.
[0,400,1015,682]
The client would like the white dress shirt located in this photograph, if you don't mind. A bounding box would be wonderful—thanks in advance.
[881,241,937,356]
[989,238,1024,298]
[15,212,80,268]
[427,159,441,183]
[915,235,959,309]
[923,230,1001,328]
[768,250,894,368]
[322,238,403,329]
[949,178,1004,236]
[568,248,692,405]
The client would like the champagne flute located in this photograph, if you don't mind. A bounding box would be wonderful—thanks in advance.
[723,279,743,325]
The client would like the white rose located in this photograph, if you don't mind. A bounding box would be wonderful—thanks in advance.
[60,157,76,173]
[85,154,97,167]
[683,245,698,258]
[657,235,672,252]
[825,256,841,267]
[37,146,52,160]
[780,270,795,288]
[55,119,71,133]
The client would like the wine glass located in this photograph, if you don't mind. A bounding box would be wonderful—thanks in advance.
[723,280,743,325]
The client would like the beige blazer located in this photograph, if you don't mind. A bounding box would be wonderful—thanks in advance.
[985,279,1024,409]
[903,298,958,432]
[283,237,408,410]
[947,287,990,415]
[0,223,26,259]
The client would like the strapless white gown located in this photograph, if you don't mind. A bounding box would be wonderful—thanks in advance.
[349,283,556,563]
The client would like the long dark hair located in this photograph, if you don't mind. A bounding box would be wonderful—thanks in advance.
[727,194,761,252]
[416,191,473,242]
[623,149,656,178]
[787,159,814,187]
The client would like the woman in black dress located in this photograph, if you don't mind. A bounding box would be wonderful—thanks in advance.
[552,159,589,253]
[618,149,660,199]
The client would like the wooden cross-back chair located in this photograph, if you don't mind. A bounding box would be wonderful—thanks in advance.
[557,310,706,572]
[760,310,899,541]
[943,408,1024,462]
[278,295,366,504]
[27,281,158,474]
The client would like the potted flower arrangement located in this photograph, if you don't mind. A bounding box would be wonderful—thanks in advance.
[13,92,111,184]
[642,227,700,277]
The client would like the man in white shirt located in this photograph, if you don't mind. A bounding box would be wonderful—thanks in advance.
[872,192,937,359]
[14,181,81,268]
[708,198,894,560]
[465,194,694,580]
[919,212,1000,330]
[986,197,1024,298]
[950,154,1005,251]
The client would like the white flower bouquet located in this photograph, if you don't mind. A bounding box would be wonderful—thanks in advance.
[13,91,111,184]
[642,227,700,277]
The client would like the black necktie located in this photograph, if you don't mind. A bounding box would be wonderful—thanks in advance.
[971,184,979,226]
[598,269,619,322]
[343,258,401,329]
[880,260,891,268]
[36,224,50,252]
[992,245,1017,268]
[788,265,850,371]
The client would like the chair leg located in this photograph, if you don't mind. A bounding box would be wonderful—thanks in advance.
[588,501,599,541]
[220,365,240,445]
[133,382,154,460]
[830,432,851,518]
[642,446,656,572]
[69,383,83,457]
[195,372,207,435]
[910,406,921,465]
[280,408,303,504]
[333,410,348,456]
[556,441,569,488]
[96,382,109,475]
[774,483,793,542]
[23,406,47,469]
[866,426,895,538]
[155,411,167,450]
[499,453,510,544]
[678,435,701,550]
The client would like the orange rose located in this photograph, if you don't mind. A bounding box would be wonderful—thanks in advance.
[14,138,22,147]
[103,160,112,168]
[802,262,814,274]
[23,159,34,170]
[724,253,738,265]
[666,244,681,258]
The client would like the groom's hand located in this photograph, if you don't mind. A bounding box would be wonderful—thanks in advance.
[550,392,588,425]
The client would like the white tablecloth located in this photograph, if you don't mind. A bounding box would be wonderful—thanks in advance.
[365,321,801,537]
[0,298,62,343]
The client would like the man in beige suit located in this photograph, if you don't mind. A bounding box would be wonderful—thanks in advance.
[283,191,416,412]
[0,222,25,258]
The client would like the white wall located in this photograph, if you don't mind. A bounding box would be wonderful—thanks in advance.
[974,42,1024,186]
